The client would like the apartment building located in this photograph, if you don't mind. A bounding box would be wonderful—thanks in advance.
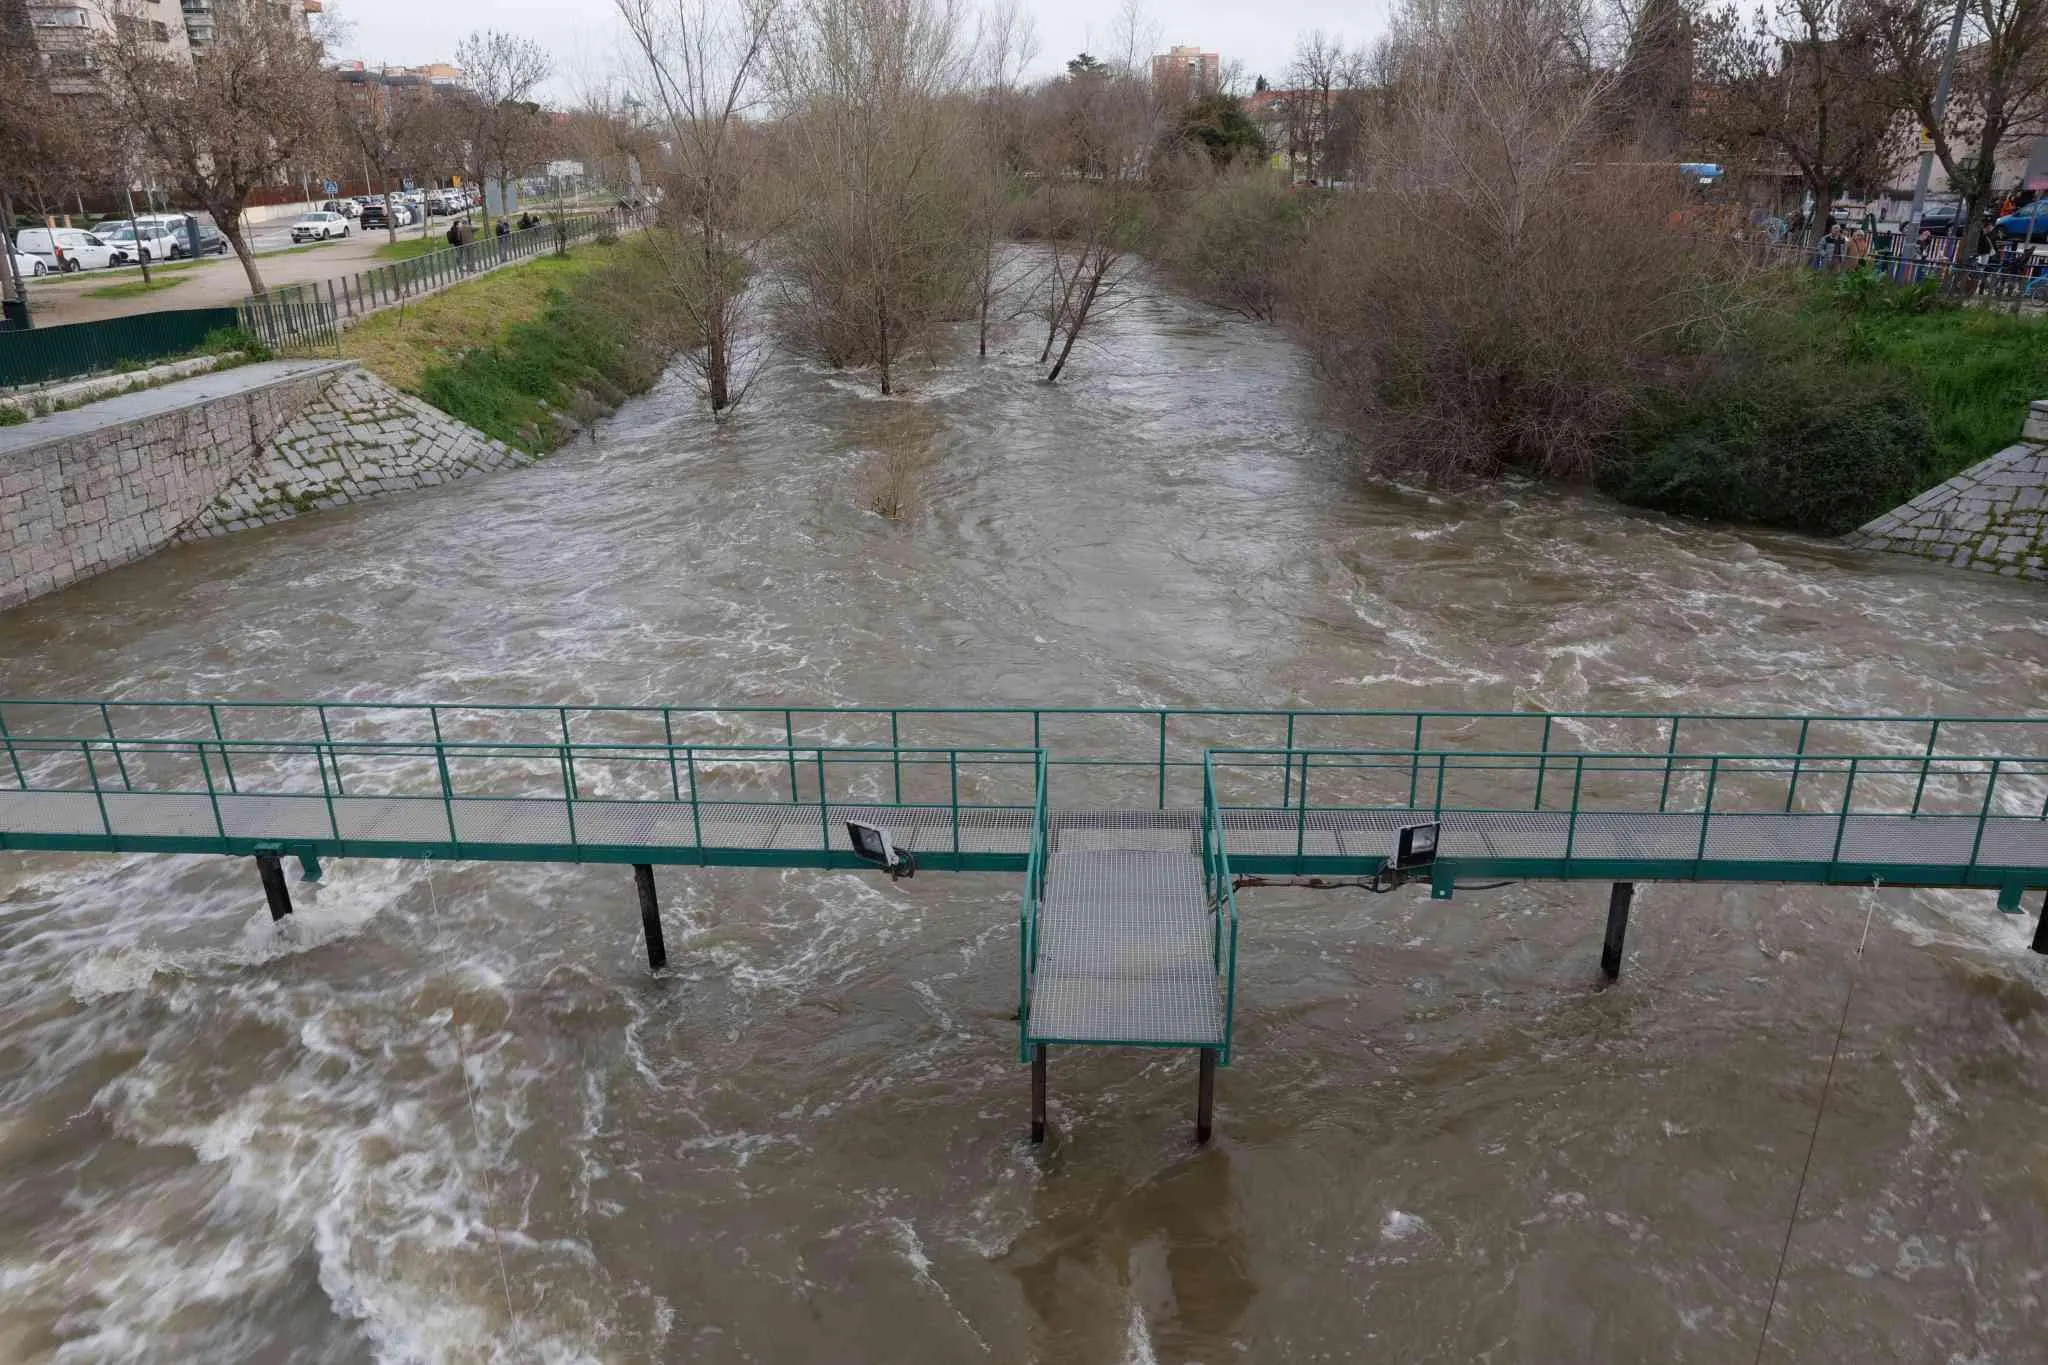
[181,0,317,54]
[23,0,191,90]
[1151,44,1222,98]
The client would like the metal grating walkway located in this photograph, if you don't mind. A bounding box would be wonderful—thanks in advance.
[1026,813,1225,1048]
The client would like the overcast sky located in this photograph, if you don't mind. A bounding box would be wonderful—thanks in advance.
[322,0,1398,99]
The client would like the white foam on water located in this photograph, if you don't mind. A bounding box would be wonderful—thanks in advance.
[1380,1209,1427,1242]
[1120,1295,1161,1365]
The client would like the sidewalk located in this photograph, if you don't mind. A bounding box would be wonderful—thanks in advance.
[16,233,428,329]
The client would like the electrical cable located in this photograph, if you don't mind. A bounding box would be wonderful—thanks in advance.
[1752,880,1882,1364]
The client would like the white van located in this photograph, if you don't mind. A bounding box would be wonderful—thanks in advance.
[11,227,119,272]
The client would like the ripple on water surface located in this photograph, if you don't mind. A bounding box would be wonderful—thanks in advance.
[1,283,2046,1362]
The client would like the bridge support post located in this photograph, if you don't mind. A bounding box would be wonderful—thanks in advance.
[634,864,666,971]
[1031,1045,1048,1143]
[2032,891,2048,957]
[1196,1048,1217,1144]
[255,852,293,922]
[1601,881,1636,980]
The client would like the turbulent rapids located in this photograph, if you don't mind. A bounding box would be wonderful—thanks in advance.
[1,289,2045,1363]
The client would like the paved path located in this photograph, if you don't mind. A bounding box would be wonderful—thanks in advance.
[17,229,448,328]
[0,360,346,456]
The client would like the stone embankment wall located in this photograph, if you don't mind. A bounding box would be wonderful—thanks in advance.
[0,361,530,610]
[182,365,529,539]
[1845,400,2048,581]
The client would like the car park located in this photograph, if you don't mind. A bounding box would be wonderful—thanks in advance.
[290,211,351,242]
[13,227,121,272]
[94,221,183,262]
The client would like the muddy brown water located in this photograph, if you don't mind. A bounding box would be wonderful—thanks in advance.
[1,286,2046,1364]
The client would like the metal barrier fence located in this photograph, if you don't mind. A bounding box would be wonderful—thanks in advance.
[1741,235,2048,309]
[0,307,242,390]
[238,293,340,357]
[249,209,637,350]
[6,699,2048,812]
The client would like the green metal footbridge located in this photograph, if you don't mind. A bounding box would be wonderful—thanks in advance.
[3,699,2046,1142]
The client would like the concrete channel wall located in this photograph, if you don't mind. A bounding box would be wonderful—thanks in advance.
[0,360,530,610]
[1845,400,2048,581]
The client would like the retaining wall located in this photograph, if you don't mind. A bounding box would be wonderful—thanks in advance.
[1844,400,2048,581]
[0,360,530,611]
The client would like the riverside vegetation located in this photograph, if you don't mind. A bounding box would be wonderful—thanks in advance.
[598,0,2044,538]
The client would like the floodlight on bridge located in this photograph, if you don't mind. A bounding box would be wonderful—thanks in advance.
[1391,821,1440,872]
[847,820,916,879]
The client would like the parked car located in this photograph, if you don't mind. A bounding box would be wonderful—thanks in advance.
[14,227,121,272]
[359,199,389,229]
[1995,202,2048,242]
[290,211,350,243]
[1917,199,1968,235]
[8,248,49,279]
[182,220,230,256]
[321,198,361,219]
[94,221,183,262]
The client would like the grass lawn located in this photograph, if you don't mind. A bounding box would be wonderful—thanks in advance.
[340,242,623,394]
[1845,305,2048,477]
[83,275,192,300]
[34,258,207,288]
[372,236,452,262]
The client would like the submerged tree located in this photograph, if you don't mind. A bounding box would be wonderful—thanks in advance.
[619,0,781,413]
[772,0,982,395]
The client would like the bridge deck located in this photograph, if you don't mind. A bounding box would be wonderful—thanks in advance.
[1028,817,1224,1049]
[4,787,2043,881]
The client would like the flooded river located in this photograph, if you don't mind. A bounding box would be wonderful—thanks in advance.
[2,285,2046,1363]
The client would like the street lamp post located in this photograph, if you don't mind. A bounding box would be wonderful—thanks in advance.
[1906,0,1971,247]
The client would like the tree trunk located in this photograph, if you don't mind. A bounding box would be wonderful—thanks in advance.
[877,292,892,396]
[220,213,268,296]
[384,174,400,248]
[0,188,24,312]
[1045,263,1105,384]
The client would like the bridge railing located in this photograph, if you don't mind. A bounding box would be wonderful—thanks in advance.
[1016,751,1051,1061]
[0,732,1045,862]
[1201,758,1242,1064]
[1206,746,2048,874]
[7,699,2048,811]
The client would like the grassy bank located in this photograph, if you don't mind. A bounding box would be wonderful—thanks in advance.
[1602,275,2048,535]
[341,235,686,452]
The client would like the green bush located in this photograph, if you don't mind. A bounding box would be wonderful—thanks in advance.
[1604,358,1938,535]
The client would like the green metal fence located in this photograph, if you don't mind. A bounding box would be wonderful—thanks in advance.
[6,699,2048,811]
[0,308,242,390]
[1203,745,2048,890]
[0,731,1045,867]
[1015,752,1051,1060]
[238,293,340,357]
[1201,760,1242,1062]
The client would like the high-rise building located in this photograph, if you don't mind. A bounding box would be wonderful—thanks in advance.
[181,0,315,54]
[1151,44,1221,97]
[23,0,192,93]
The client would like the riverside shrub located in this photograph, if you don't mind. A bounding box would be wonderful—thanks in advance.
[1603,358,1937,535]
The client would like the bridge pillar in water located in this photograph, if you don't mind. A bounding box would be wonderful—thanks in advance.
[634,864,666,971]
[2033,891,2048,957]
[1601,882,1635,980]
[255,852,293,922]
[1030,1045,1048,1143]
[1196,1048,1217,1144]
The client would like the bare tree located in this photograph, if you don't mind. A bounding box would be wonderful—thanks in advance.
[968,0,1038,358]
[1871,0,2048,254]
[772,0,982,395]
[455,30,554,231]
[1287,30,1347,184]
[0,39,96,309]
[1290,0,1752,480]
[98,0,332,295]
[1697,0,1903,236]
[1026,45,1151,383]
[618,0,780,413]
